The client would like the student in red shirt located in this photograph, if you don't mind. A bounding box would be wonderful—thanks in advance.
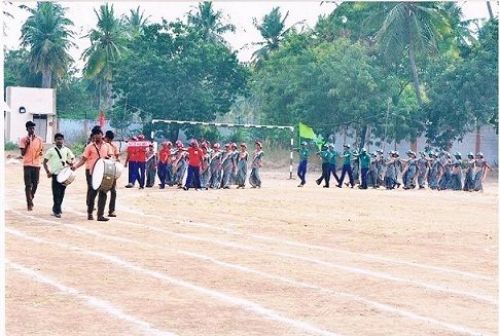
[135,134,148,189]
[19,121,44,211]
[125,136,138,188]
[158,141,172,189]
[183,139,204,190]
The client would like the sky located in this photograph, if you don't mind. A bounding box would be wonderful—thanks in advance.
[3,1,498,70]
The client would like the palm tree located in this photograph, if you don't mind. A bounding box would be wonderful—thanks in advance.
[187,1,235,42]
[251,7,296,65]
[82,4,127,112]
[20,2,74,88]
[122,6,150,39]
[372,2,450,106]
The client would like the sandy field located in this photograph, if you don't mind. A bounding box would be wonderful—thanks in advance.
[4,158,498,336]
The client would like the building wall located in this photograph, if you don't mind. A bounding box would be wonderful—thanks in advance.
[5,86,56,144]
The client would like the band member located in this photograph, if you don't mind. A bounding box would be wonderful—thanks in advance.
[42,133,75,218]
[145,144,157,188]
[125,136,138,188]
[417,151,429,189]
[295,141,309,187]
[208,143,223,189]
[19,121,44,211]
[184,139,204,190]
[337,144,354,188]
[200,142,212,189]
[249,141,264,188]
[72,127,111,221]
[158,141,172,189]
[473,152,491,191]
[104,130,119,217]
[463,152,475,192]
[235,143,248,188]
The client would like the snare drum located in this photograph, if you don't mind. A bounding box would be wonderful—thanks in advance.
[92,158,116,192]
[114,162,124,179]
[56,166,76,186]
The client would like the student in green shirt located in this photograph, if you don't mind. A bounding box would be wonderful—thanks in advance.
[295,141,309,187]
[337,144,354,188]
[327,143,339,185]
[42,133,75,218]
[358,148,371,189]
[315,144,331,187]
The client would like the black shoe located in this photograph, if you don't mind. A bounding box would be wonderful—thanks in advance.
[97,217,109,222]
[125,184,133,188]
[336,184,342,188]
[323,185,329,188]
[108,212,117,217]
[183,186,188,191]
[139,186,144,190]
[88,214,94,220]
[316,179,321,185]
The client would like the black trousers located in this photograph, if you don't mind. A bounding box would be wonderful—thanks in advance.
[316,163,330,186]
[86,169,107,217]
[51,175,66,214]
[109,180,116,214]
[23,166,40,207]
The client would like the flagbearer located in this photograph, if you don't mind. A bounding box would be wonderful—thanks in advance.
[295,141,309,187]
[42,133,75,218]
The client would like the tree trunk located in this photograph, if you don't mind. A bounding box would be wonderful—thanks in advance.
[486,2,494,19]
[41,69,52,88]
[359,124,368,150]
[407,33,422,106]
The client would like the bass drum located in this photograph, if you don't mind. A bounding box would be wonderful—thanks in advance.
[92,158,116,192]
[56,166,76,186]
[114,161,124,179]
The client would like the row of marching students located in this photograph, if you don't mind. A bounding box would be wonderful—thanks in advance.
[296,141,491,192]
[144,139,265,190]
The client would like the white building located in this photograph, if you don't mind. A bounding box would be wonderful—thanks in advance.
[4,86,57,144]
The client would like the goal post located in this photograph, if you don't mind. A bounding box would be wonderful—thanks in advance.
[151,119,295,179]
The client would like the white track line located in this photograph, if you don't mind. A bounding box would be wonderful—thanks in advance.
[5,227,342,336]
[8,192,494,282]
[8,208,496,306]
[13,214,488,336]
[6,259,176,336]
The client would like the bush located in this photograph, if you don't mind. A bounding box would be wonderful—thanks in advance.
[70,142,85,156]
[5,141,17,151]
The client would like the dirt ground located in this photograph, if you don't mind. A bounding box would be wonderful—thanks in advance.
[4,158,498,336]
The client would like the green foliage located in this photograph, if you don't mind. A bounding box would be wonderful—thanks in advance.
[69,142,85,156]
[57,74,98,119]
[3,48,42,93]
[187,1,235,43]
[20,2,75,88]
[4,141,17,151]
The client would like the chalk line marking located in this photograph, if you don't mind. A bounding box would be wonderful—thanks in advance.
[6,259,176,336]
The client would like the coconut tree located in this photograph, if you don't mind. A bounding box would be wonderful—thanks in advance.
[371,2,450,106]
[82,4,127,112]
[251,7,297,65]
[187,1,235,42]
[122,6,150,39]
[20,2,75,88]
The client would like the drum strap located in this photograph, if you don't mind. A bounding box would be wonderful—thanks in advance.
[54,147,66,167]
[94,143,101,159]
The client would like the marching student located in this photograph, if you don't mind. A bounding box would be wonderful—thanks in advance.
[337,144,354,188]
[402,150,418,190]
[72,127,111,221]
[295,141,309,187]
[327,143,339,186]
[449,152,463,191]
[135,134,148,189]
[230,142,240,186]
[125,136,138,188]
[104,130,120,217]
[438,151,452,190]
[183,139,204,190]
[173,140,188,188]
[417,151,429,189]
[463,152,475,191]
[249,141,264,188]
[42,133,75,218]
[208,143,223,189]
[145,144,157,188]
[367,151,378,188]
[235,143,249,188]
[375,149,385,186]
[221,143,233,189]
[358,148,370,189]
[19,121,44,211]
[315,144,331,188]
[200,142,212,189]
[427,151,441,190]
[157,141,172,189]
[473,152,491,191]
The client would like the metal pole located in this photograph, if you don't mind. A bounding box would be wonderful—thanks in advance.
[289,133,294,179]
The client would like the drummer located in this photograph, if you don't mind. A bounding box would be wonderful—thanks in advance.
[72,127,111,221]
[42,133,75,218]
[104,130,119,217]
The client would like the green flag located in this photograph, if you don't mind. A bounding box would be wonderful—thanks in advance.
[313,134,326,150]
[298,122,316,140]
